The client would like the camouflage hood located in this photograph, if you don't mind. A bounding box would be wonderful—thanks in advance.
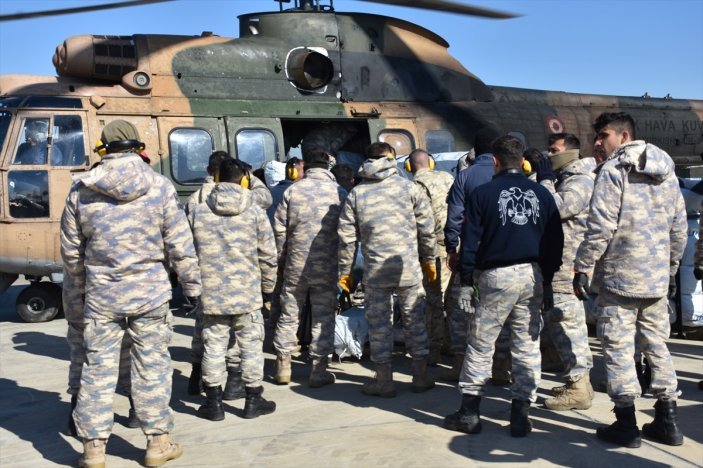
[206,182,252,216]
[561,156,597,177]
[358,156,399,181]
[81,153,151,201]
[616,140,674,182]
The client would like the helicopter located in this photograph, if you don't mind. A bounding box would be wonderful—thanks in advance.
[0,0,702,322]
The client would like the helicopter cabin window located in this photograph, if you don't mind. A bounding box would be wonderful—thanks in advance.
[52,115,86,166]
[169,128,214,185]
[235,129,276,170]
[8,170,50,218]
[425,130,456,154]
[379,130,414,157]
[0,112,10,154]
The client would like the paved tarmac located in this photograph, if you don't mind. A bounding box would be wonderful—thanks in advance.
[0,282,702,467]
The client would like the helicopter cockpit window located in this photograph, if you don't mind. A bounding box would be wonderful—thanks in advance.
[52,115,86,166]
[12,118,57,165]
[169,128,213,185]
[0,112,11,153]
[235,129,276,170]
[8,170,50,218]
[379,130,414,157]
[425,130,456,154]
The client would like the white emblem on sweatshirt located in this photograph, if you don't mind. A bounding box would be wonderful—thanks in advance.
[498,187,540,226]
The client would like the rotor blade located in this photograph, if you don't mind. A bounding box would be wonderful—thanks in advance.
[358,0,519,19]
[0,0,177,22]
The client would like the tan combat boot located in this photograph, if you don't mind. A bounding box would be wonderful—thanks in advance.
[275,354,292,385]
[309,356,336,388]
[411,357,436,393]
[362,363,396,397]
[144,434,183,467]
[78,439,106,468]
[441,354,464,382]
[552,374,595,400]
[545,374,594,411]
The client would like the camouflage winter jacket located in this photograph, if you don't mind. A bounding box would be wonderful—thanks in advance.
[338,157,435,288]
[274,168,347,286]
[187,182,277,315]
[186,174,272,217]
[413,168,454,255]
[539,157,596,294]
[574,141,687,298]
[60,153,201,318]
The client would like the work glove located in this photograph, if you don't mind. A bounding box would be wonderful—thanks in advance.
[458,283,480,313]
[338,274,353,294]
[694,268,703,281]
[422,262,437,283]
[446,252,460,272]
[668,275,677,299]
[542,282,554,313]
[183,295,201,316]
[572,272,590,301]
[262,291,273,304]
[535,154,556,183]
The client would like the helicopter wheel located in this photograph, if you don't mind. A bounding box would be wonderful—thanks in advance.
[16,282,62,323]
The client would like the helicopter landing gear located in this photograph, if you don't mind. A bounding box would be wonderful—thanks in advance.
[16,282,62,323]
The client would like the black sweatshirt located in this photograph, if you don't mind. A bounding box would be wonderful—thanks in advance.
[460,169,564,285]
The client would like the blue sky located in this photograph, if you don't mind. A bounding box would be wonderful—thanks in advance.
[1,0,702,100]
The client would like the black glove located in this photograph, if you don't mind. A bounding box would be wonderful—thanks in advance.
[542,282,554,312]
[262,291,273,303]
[572,272,590,301]
[695,268,703,281]
[183,295,201,316]
[458,283,479,312]
[667,276,677,299]
[535,154,556,183]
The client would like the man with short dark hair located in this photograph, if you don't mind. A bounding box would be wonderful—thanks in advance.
[547,133,581,155]
[444,135,563,438]
[338,142,436,397]
[573,112,687,448]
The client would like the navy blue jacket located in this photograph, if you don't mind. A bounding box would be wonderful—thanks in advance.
[460,169,563,285]
[444,153,494,253]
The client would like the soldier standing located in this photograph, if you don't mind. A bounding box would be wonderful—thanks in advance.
[61,120,201,467]
[573,112,687,447]
[338,142,436,397]
[187,158,277,421]
[272,149,347,386]
[406,149,454,365]
[534,134,596,410]
[443,135,563,437]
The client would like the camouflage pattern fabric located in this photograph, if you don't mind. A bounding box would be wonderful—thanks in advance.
[574,142,687,298]
[365,284,429,364]
[190,307,239,369]
[301,123,358,156]
[445,272,469,354]
[696,208,703,269]
[539,157,596,294]
[186,174,271,217]
[412,168,454,253]
[491,322,512,377]
[187,182,277,315]
[423,254,450,353]
[338,157,435,287]
[202,311,265,388]
[596,290,678,406]
[74,303,174,439]
[459,263,543,402]
[544,293,593,382]
[61,153,202,318]
[273,168,346,358]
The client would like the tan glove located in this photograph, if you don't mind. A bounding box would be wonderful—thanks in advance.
[338,274,353,293]
[422,262,437,283]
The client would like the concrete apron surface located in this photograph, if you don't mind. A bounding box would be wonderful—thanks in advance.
[1,283,702,467]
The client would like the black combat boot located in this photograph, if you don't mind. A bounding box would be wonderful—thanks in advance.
[642,400,684,446]
[242,386,276,419]
[197,385,225,421]
[222,369,246,401]
[67,394,78,437]
[188,363,204,396]
[443,395,482,434]
[596,405,641,448]
[126,395,140,428]
[510,399,532,438]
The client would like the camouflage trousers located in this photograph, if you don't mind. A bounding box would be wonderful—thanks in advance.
[74,303,174,439]
[459,263,543,402]
[596,290,677,406]
[202,310,265,388]
[423,254,450,353]
[492,323,512,378]
[65,306,131,396]
[274,281,337,358]
[543,293,593,382]
[268,275,284,329]
[191,308,240,370]
[445,272,469,355]
[365,283,428,364]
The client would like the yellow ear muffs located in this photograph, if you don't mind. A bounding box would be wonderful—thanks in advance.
[240,173,250,189]
[522,159,532,176]
[286,165,298,181]
[215,170,220,183]
[428,155,435,170]
[94,138,107,156]
[404,159,412,172]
